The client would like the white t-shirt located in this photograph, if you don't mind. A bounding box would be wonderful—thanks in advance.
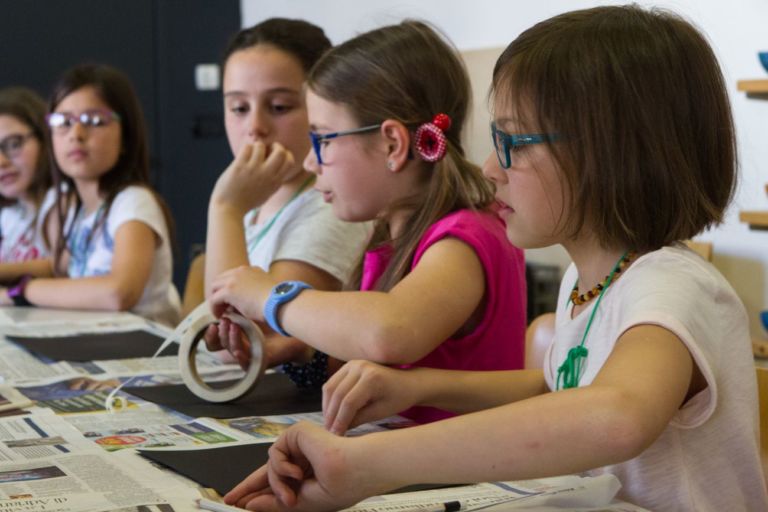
[65,186,180,326]
[244,188,369,283]
[0,188,56,263]
[547,245,768,511]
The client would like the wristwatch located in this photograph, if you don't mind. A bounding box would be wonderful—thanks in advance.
[7,275,33,307]
[263,281,312,337]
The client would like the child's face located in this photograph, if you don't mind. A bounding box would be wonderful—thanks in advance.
[303,90,393,222]
[223,45,308,177]
[483,103,567,249]
[0,115,41,202]
[51,86,122,183]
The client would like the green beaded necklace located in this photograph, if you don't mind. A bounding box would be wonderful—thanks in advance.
[556,250,631,390]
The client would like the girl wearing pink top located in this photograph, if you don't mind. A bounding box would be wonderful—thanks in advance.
[207,21,526,422]
[363,209,525,423]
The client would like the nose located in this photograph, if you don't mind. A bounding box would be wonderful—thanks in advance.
[68,121,87,141]
[247,107,270,141]
[481,153,506,184]
[0,151,10,167]
[303,147,321,175]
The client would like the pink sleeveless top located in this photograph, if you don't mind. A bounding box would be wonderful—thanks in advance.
[361,208,526,423]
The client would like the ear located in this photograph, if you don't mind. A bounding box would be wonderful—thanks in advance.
[379,119,411,172]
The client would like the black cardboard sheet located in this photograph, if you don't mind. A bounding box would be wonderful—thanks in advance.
[140,443,459,497]
[141,443,268,496]
[6,330,174,362]
[124,372,322,419]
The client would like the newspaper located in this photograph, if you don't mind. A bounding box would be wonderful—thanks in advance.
[0,308,153,336]
[0,386,33,412]
[0,410,203,512]
[0,343,82,386]
[344,474,648,512]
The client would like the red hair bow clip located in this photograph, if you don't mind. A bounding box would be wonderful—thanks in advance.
[415,113,452,162]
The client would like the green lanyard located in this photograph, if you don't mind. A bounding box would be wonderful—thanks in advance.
[556,250,629,390]
[246,176,315,255]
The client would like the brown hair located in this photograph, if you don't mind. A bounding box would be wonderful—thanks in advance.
[222,18,332,74]
[0,87,52,209]
[491,5,736,252]
[309,20,495,290]
[48,64,176,274]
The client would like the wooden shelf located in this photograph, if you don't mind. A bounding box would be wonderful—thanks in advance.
[738,79,768,99]
[740,210,768,230]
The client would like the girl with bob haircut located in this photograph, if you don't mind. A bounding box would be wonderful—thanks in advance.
[0,64,180,326]
[221,6,768,511]
[0,87,55,278]
[208,20,527,422]
[202,18,369,374]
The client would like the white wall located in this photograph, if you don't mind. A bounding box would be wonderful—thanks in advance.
[242,0,768,336]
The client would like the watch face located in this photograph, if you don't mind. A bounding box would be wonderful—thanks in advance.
[274,282,294,295]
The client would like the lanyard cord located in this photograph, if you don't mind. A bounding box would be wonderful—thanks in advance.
[69,203,105,278]
[556,250,629,391]
[246,176,315,255]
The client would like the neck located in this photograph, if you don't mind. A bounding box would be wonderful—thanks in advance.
[258,170,313,220]
[74,179,103,215]
[564,236,629,297]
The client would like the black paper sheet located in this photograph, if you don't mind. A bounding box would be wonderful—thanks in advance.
[140,443,459,497]
[125,372,322,419]
[7,330,174,362]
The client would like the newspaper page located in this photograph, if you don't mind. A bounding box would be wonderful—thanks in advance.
[0,343,81,387]
[63,407,249,452]
[0,410,203,512]
[343,474,648,512]
[0,386,33,412]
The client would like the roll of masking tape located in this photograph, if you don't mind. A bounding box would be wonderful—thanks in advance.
[176,301,266,403]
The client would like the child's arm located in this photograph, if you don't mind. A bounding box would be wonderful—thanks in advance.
[210,236,486,364]
[16,220,157,310]
[226,324,695,511]
[0,258,54,283]
[322,360,547,434]
[204,141,300,297]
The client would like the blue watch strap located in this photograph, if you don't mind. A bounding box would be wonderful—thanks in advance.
[264,281,312,337]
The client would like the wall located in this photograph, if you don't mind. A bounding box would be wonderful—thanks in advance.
[242,0,768,336]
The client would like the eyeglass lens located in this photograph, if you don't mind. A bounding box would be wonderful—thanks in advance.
[0,134,33,159]
[48,110,118,132]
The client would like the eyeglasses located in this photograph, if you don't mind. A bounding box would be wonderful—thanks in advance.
[46,109,121,134]
[491,122,557,169]
[0,133,35,160]
[309,124,381,165]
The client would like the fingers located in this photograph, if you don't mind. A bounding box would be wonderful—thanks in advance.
[228,322,252,370]
[225,466,270,506]
[203,324,224,351]
[323,368,361,434]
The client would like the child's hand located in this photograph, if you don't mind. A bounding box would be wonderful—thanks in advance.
[323,360,419,435]
[224,422,381,511]
[202,318,252,370]
[67,377,120,391]
[210,141,298,215]
[209,266,277,322]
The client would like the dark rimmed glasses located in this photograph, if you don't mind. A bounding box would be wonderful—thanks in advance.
[491,122,558,169]
[46,109,121,134]
[0,133,36,160]
[309,124,381,165]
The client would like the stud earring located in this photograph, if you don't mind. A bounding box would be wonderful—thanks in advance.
[386,161,395,170]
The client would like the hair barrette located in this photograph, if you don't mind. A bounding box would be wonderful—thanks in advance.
[415,113,452,162]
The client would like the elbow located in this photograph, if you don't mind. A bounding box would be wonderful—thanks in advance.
[106,286,142,312]
[592,389,659,463]
[361,322,425,365]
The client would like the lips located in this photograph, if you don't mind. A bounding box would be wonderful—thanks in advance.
[0,172,19,186]
[67,149,88,160]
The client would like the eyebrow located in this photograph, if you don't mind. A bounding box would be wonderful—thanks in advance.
[309,123,333,132]
[224,87,301,98]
